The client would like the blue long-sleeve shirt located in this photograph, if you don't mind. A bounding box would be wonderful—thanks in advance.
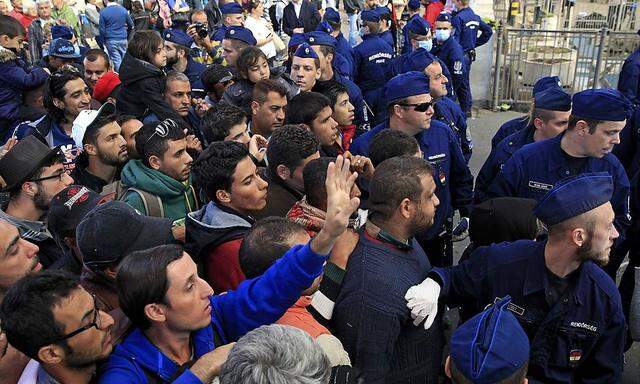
[99,3,133,41]
[618,48,640,106]
[97,242,328,384]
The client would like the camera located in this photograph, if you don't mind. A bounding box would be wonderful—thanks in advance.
[193,22,208,39]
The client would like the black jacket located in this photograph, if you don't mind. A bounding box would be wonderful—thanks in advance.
[344,0,364,15]
[116,53,183,121]
[282,0,321,36]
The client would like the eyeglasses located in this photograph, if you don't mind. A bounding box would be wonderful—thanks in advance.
[397,101,434,112]
[55,295,102,342]
[30,169,69,183]
[145,119,179,144]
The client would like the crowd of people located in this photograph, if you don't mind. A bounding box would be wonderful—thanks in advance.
[0,0,639,383]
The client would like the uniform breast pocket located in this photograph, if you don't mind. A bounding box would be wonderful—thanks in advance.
[428,155,449,187]
[552,322,602,369]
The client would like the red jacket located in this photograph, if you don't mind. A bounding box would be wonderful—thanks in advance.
[204,238,246,293]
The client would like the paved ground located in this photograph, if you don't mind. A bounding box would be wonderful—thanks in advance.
[455,109,640,382]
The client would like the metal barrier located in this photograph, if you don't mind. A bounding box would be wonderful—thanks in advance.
[491,24,639,110]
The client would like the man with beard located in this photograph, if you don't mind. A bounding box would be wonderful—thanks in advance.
[117,115,142,159]
[406,173,626,383]
[0,271,115,384]
[250,79,287,140]
[162,29,205,96]
[0,136,73,268]
[71,102,128,193]
[120,119,199,220]
[0,219,41,383]
[332,156,444,383]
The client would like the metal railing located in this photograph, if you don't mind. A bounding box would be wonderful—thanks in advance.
[491,23,639,110]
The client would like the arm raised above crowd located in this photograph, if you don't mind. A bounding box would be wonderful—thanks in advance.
[211,156,359,341]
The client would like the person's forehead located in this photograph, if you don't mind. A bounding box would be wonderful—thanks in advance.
[336,92,350,103]
[597,120,626,131]
[166,80,191,93]
[407,93,431,103]
[316,106,333,119]
[192,13,207,23]
[122,119,143,133]
[41,160,64,175]
[264,91,287,105]
[98,121,122,137]
[167,253,195,287]
[292,57,316,67]
[232,156,257,182]
[167,138,187,152]
[84,56,109,69]
[63,78,87,94]
[435,21,451,28]
[0,221,19,251]
[52,286,91,328]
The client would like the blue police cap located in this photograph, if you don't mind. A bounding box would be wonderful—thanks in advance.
[401,48,436,73]
[532,76,561,96]
[571,88,631,122]
[376,6,390,17]
[407,17,431,36]
[51,25,73,40]
[534,87,571,112]
[48,38,80,59]
[305,31,336,48]
[220,2,243,14]
[294,43,319,60]
[533,172,614,226]
[324,7,340,24]
[163,28,193,48]
[316,20,334,34]
[436,12,452,23]
[451,296,529,384]
[385,71,430,105]
[224,26,257,46]
[288,33,306,49]
[361,9,380,23]
[408,0,421,10]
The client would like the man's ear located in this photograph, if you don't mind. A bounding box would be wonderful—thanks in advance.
[250,100,260,117]
[216,189,231,204]
[444,356,452,379]
[399,197,412,220]
[21,181,37,198]
[276,164,291,181]
[37,344,66,365]
[532,117,545,131]
[148,155,162,170]
[84,142,98,156]
[144,303,167,324]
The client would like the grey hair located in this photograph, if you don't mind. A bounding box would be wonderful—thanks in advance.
[165,71,191,85]
[219,324,332,384]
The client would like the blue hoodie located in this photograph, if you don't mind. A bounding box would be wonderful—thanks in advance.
[97,242,328,384]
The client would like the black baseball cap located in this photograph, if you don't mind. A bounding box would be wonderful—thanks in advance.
[48,185,114,240]
[76,201,177,271]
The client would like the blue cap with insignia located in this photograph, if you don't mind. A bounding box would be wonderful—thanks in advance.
[305,31,336,48]
[220,2,243,14]
[51,25,74,40]
[451,296,530,384]
[294,43,319,59]
[436,12,453,23]
[224,26,257,46]
[571,88,632,122]
[48,38,81,59]
[316,20,334,34]
[407,16,431,36]
[408,0,421,10]
[533,172,614,226]
[163,28,194,48]
[533,76,562,96]
[534,88,571,112]
[361,9,380,23]
[324,7,340,24]
[288,33,306,49]
[385,71,430,105]
[400,48,436,73]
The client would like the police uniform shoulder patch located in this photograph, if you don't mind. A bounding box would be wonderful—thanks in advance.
[453,61,463,74]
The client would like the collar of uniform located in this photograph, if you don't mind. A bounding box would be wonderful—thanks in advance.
[503,125,534,156]
[548,132,598,173]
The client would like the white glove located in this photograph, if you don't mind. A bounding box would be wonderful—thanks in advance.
[405,278,441,329]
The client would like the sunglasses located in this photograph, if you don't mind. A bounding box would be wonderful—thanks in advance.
[145,119,179,144]
[397,101,434,112]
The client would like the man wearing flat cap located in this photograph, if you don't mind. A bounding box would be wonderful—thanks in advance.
[485,88,631,281]
[350,71,473,269]
[475,87,572,203]
[407,172,626,383]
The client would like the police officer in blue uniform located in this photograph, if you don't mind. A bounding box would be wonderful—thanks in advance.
[376,6,395,50]
[475,87,572,202]
[350,72,473,267]
[311,24,354,79]
[402,0,423,54]
[162,29,206,97]
[404,15,433,54]
[450,0,493,115]
[352,9,395,126]
[392,47,455,101]
[322,8,356,75]
[432,12,471,117]
[304,31,368,130]
[485,89,631,282]
[407,172,626,383]
[492,76,563,148]
[446,296,530,383]
[212,2,245,42]
[617,29,640,106]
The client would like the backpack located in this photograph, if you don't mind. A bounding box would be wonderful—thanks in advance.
[118,187,165,218]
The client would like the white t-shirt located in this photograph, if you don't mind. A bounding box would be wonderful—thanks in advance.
[245,16,277,59]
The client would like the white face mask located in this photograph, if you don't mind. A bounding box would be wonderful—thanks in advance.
[359,26,368,37]
[435,29,451,42]
[418,39,433,52]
